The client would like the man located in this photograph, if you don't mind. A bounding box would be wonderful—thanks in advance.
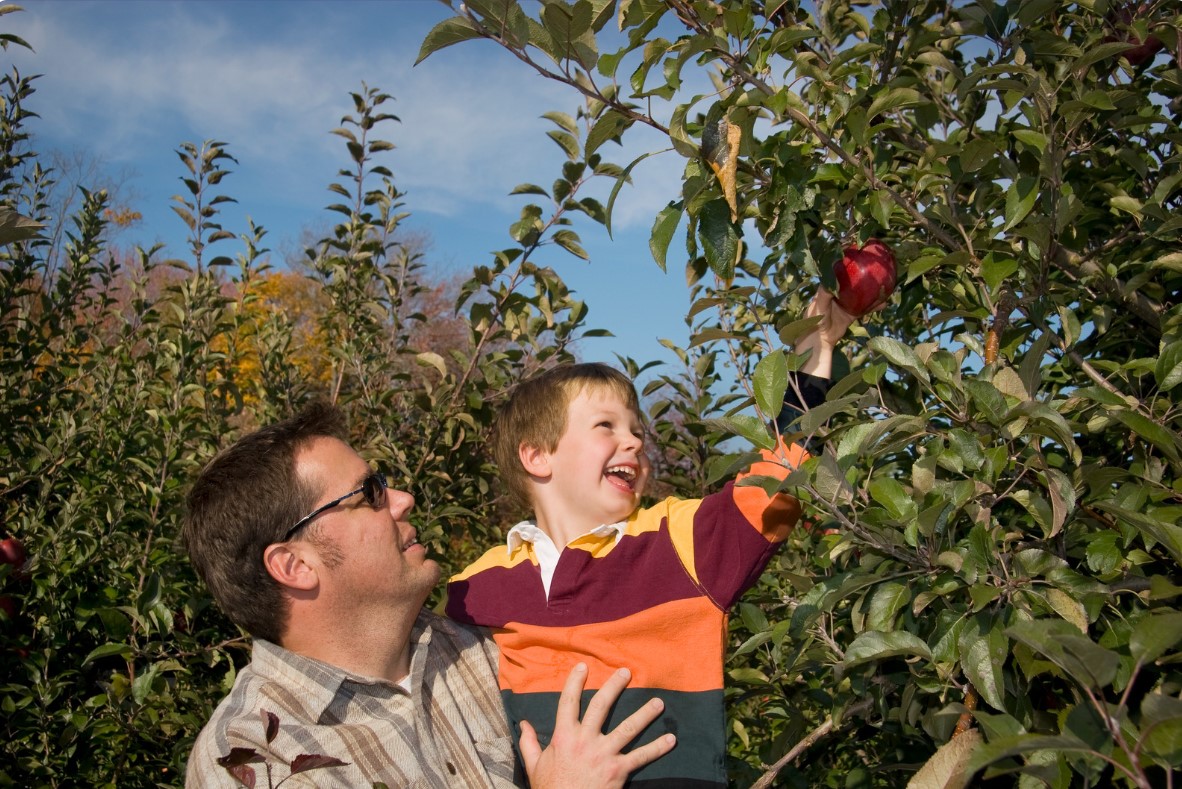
[183,402,674,788]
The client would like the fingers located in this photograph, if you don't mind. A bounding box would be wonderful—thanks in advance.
[518,719,541,771]
[554,662,589,728]
[620,728,677,774]
[812,287,835,313]
[580,667,630,732]
[603,694,664,751]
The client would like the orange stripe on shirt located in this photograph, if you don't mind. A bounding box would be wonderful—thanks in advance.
[491,596,726,694]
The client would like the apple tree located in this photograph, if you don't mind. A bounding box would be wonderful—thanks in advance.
[420,1,1182,785]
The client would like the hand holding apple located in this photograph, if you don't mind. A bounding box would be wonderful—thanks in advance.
[832,238,898,317]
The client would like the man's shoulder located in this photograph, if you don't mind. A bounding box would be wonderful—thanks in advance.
[416,608,498,657]
[186,647,308,787]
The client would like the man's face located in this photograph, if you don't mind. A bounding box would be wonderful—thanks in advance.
[294,436,440,609]
[540,387,650,530]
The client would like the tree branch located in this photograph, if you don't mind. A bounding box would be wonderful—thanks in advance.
[751,697,875,789]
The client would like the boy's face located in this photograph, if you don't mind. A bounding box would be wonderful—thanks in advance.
[539,387,650,528]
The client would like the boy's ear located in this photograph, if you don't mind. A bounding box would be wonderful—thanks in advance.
[263,542,320,592]
[519,442,553,479]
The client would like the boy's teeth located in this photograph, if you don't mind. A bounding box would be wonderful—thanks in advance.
[606,465,635,480]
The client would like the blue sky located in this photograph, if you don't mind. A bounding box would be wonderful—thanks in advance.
[6,0,694,368]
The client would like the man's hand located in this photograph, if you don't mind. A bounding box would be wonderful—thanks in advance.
[519,663,675,789]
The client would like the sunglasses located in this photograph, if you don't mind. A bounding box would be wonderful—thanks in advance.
[282,471,388,542]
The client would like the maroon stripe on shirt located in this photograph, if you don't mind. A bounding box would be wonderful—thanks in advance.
[447,526,702,627]
[688,481,784,609]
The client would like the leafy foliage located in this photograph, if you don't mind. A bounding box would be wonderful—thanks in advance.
[2,2,1180,787]
[421,0,1182,786]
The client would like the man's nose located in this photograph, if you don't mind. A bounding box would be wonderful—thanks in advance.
[387,489,415,518]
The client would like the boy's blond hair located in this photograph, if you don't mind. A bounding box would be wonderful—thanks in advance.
[493,363,642,511]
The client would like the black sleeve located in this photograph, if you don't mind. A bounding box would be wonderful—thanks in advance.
[775,372,832,434]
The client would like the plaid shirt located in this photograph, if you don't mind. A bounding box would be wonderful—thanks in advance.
[186,610,518,788]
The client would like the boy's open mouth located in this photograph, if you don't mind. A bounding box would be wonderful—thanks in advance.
[605,464,637,490]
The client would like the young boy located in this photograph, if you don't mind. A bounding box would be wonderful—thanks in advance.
[446,292,855,787]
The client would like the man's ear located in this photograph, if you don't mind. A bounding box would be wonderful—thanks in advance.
[263,542,319,592]
[519,442,552,480]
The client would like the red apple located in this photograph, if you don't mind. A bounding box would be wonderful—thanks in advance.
[1124,34,1164,66]
[0,536,28,580]
[832,238,898,317]
[1105,3,1165,67]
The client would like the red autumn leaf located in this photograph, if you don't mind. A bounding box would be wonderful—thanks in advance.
[289,753,350,774]
[225,764,256,788]
[216,747,264,767]
[260,709,280,744]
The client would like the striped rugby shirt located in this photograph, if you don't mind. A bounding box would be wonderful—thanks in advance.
[446,438,811,788]
[185,610,518,788]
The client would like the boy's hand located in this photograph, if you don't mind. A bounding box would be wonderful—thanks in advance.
[797,288,859,379]
[805,288,857,350]
[520,663,676,789]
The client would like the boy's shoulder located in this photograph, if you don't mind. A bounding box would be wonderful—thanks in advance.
[448,533,528,584]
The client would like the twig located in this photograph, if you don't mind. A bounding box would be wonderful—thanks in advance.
[751,697,874,789]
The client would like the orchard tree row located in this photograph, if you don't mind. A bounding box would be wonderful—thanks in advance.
[2,1,1181,787]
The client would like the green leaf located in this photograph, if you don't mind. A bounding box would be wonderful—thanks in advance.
[1006,619,1118,688]
[866,581,910,632]
[843,630,931,668]
[868,337,931,384]
[415,352,448,377]
[84,643,133,664]
[1111,410,1182,463]
[870,189,893,228]
[868,477,914,521]
[605,149,659,237]
[698,198,740,280]
[1043,588,1088,633]
[960,617,1008,711]
[1156,341,1182,392]
[814,451,854,506]
[867,87,924,119]
[1011,128,1047,154]
[136,573,162,616]
[711,414,774,451]
[510,183,550,197]
[546,129,581,160]
[131,661,161,704]
[753,350,788,421]
[980,255,1018,295]
[585,109,631,157]
[1110,194,1143,219]
[1141,693,1182,764]
[965,734,1092,776]
[1004,176,1038,231]
[1091,502,1182,565]
[1130,612,1182,665]
[649,201,682,270]
[552,229,588,259]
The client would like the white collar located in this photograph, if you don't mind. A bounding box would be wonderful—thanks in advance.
[505,519,626,555]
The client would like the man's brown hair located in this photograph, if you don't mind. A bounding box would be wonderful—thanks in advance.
[493,363,641,511]
[183,402,347,644]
